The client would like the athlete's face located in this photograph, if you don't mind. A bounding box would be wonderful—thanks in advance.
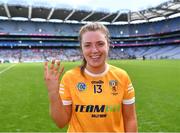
[81,30,109,72]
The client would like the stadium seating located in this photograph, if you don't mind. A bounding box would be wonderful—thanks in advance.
[0,17,179,36]
[0,17,179,62]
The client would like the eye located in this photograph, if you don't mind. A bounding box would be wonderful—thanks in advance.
[97,42,105,47]
[83,44,91,48]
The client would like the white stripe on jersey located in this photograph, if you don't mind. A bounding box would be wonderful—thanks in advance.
[128,83,134,93]
[128,86,134,91]
[128,83,133,89]
[128,89,134,93]
[60,84,64,87]
[62,100,72,105]
[59,91,64,94]
[123,97,135,104]
[59,88,64,91]
[128,83,132,87]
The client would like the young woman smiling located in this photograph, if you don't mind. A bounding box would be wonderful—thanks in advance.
[44,22,138,132]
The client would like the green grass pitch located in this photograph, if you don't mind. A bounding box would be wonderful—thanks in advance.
[0,60,180,132]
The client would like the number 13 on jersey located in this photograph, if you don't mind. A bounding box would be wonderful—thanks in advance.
[94,84,102,93]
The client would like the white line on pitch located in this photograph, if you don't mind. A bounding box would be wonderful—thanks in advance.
[0,64,17,75]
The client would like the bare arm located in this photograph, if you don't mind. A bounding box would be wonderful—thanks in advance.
[122,103,138,132]
[44,60,72,128]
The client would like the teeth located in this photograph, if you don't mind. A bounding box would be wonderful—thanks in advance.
[91,55,100,59]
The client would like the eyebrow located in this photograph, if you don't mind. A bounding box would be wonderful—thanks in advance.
[84,40,105,44]
[83,42,91,44]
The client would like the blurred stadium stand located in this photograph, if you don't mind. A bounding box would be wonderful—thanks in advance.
[0,0,180,62]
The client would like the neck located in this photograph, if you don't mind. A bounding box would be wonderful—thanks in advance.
[86,63,107,74]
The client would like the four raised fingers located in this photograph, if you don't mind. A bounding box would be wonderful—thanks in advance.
[44,60,64,80]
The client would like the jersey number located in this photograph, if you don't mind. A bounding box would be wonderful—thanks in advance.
[94,84,102,93]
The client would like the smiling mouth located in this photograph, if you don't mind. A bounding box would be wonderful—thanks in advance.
[91,55,101,60]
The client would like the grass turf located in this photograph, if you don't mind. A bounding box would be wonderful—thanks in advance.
[0,60,179,132]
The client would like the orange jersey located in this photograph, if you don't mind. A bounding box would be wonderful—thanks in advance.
[59,64,135,132]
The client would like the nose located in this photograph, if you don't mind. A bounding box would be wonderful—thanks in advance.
[91,45,98,53]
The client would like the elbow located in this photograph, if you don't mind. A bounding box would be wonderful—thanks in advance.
[124,118,138,132]
[51,116,69,129]
[51,113,70,129]
[49,105,71,129]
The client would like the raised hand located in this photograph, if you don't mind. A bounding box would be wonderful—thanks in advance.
[44,60,64,95]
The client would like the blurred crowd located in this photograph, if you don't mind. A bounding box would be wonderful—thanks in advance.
[0,45,180,63]
[0,48,82,63]
[0,48,129,63]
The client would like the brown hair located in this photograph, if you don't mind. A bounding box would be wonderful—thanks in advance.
[78,22,110,76]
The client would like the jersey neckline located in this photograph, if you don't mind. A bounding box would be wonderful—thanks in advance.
[84,64,109,77]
